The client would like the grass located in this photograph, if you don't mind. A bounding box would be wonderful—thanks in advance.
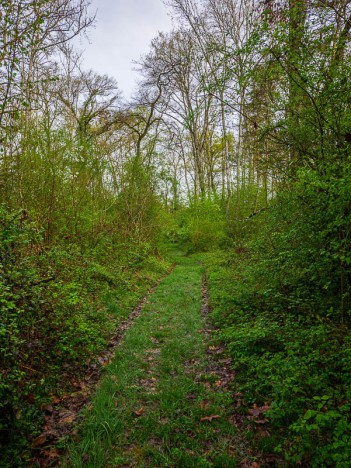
[65,253,238,467]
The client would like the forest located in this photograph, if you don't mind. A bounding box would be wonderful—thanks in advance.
[1,0,351,466]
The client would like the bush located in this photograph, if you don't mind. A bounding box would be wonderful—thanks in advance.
[177,199,226,253]
[0,205,170,461]
[202,162,351,464]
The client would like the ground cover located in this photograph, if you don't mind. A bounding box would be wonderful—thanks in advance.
[64,253,246,467]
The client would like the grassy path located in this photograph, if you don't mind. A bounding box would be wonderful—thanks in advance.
[65,254,238,467]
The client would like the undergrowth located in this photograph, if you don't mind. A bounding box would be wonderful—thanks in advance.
[202,249,351,466]
[0,207,170,465]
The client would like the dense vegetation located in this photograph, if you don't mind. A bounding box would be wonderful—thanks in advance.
[1,0,351,465]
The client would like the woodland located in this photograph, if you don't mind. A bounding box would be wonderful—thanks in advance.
[1,0,351,466]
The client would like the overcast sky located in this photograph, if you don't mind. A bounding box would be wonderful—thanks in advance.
[76,0,173,99]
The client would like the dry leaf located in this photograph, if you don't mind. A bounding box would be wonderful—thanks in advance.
[32,434,48,447]
[254,418,269,425]
[61,414,76,424]
[42,404,53,414]
[133,408,144,417]
[200,415,221,422]
[43,448,59,459]
[215,380,222,387]
[248,405,261,417]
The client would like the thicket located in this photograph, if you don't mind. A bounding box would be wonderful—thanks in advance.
[0,204,169,462]
[199,163,351,465]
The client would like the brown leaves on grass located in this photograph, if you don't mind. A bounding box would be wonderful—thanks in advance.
[247,403,270,425]
[51,395,61,405]
[42,448,60,460]
[200,415,221,422]
[208,346,220,351]
[133,408,144,417]
[61,413,76,425]
[32,434,49,447]
[207,345,224,355]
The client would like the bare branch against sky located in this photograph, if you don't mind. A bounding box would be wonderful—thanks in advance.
[75,0,173,98]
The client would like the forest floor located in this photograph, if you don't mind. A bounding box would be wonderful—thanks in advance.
[40,251,262,467]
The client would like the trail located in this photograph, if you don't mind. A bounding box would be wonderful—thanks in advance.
[55,254,258,467]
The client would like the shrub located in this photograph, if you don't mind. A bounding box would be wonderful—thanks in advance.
[177,199,226,253]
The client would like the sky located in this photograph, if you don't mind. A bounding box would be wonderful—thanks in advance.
[76,0,173,99]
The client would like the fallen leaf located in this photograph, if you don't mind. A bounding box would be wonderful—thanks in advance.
[248,405,261,417]
[199,400,209,410]
[208,346,219,351]
[215,380,222,387]
[201,415,221,422]
[51,395,61,404]
[61,414,76,424]
[43,448,59,459]
[42,404,53,414]
[133,408,144,417]
[32,434,48,447]
[248,403,270,418]
[254,418,269,425]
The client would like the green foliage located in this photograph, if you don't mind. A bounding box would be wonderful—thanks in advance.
[117,156,164,246]
[176,199,226,253]
[0,205,170,462]
[201,157,351,465]
[0,207,45,423]
[204,246,351,465]
[225,185,269,242]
